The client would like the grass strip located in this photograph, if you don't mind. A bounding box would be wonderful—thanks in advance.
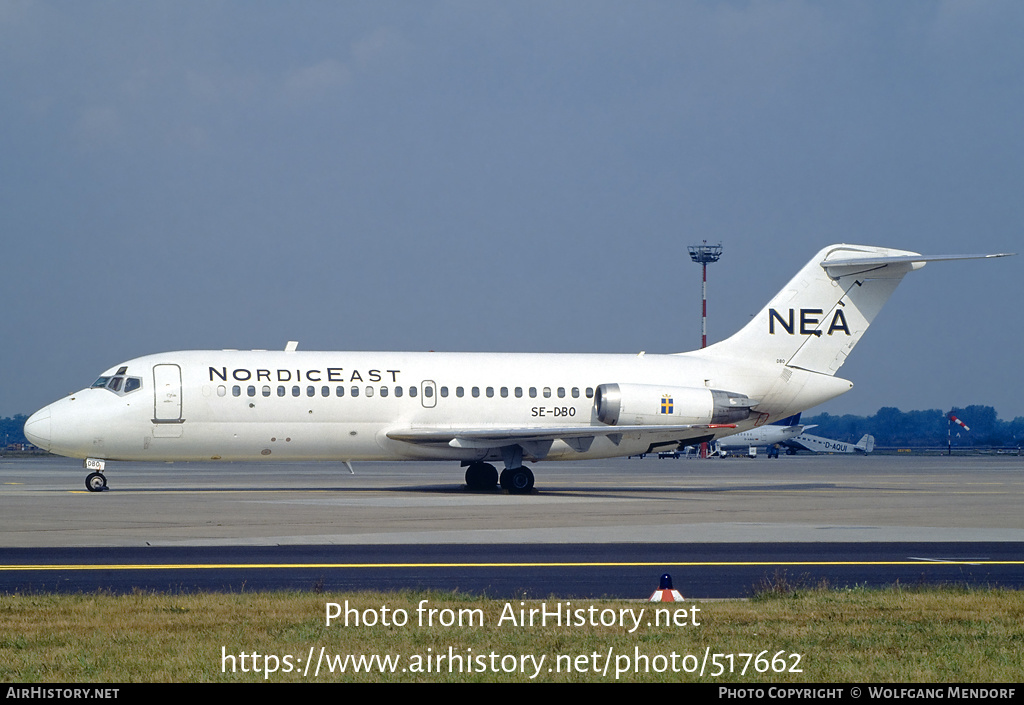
[2,584,1022,682]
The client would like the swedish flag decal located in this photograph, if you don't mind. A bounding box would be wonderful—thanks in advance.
[660,395,674,415]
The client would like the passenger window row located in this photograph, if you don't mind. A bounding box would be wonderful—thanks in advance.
[216,385,596,400]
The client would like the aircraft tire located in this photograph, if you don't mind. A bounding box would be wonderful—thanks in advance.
[481,463,498,488]
[501,466,534,494]
[465,463,498,490]
[85,472,107,492]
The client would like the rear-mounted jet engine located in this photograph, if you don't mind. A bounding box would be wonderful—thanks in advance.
[594,383,757,426]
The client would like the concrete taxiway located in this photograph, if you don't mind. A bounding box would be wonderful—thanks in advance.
[1,454,1022,547]
[2,454,1022,596]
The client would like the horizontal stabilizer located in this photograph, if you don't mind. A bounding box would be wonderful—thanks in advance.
[822,252,1014,270]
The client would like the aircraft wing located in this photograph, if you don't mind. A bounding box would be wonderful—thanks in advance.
[387,424,734,455]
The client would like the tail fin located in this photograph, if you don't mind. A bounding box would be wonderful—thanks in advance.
[701,244,919,376]
[855,434,875,453]
[772,413,802,427]
[699,244,1011,377]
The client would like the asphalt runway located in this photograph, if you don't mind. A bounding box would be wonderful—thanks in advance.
[2,453,1023,597]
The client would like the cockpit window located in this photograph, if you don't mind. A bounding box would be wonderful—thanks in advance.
[92,372,142,396]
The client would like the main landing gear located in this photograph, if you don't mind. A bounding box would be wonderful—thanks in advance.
[464,461,535,494]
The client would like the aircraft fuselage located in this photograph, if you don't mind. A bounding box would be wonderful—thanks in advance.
[27,349,793,464]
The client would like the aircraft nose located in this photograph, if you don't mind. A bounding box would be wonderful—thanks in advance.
[23,407,51,451]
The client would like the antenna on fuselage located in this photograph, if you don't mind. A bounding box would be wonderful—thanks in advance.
[285,341,299,352]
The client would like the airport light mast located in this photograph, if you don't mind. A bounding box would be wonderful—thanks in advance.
[688,241,723,349]
[688,241,722,460]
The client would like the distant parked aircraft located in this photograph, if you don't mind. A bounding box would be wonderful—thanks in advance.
[714,414,812,457]
[783,433,875,455]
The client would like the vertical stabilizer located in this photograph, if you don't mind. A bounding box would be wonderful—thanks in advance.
[699,244,923,376]
[855,434,875,453]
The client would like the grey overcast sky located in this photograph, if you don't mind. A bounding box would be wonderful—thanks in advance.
[2,1,1021,421]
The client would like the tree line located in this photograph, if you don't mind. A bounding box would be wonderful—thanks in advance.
[1,415,29,446]
[804,406,1024,448]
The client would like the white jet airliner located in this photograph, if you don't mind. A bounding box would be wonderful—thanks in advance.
[23,244,1010,493]
[713,414,813,457]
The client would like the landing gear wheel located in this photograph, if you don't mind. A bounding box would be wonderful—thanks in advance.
[465,462,498,490]
[499,466,534,494]
[85,472,107,492]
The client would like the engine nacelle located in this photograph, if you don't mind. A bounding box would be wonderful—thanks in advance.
[594,383,756,426]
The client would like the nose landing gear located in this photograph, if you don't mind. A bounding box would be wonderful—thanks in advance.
[85,471,108,492]
[84,458,108,492]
